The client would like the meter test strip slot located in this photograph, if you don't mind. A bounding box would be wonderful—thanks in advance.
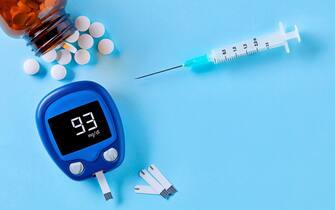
[36,81,125,201]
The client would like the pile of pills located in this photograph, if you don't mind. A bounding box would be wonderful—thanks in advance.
[1,0,59,31]
[23,16,116,80]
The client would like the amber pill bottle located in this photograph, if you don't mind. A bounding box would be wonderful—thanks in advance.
[0,0,75,55]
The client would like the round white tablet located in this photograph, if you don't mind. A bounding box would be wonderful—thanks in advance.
[66,30,80,43]
[74,49,90,65]
[50,64,67,80]
[56,49,72,65]
[89,22,105,38]
[98,39,115,55]
[23,58,39,75]
[78,34,94,49]
[41,49,57,63]
[75,16,90,32]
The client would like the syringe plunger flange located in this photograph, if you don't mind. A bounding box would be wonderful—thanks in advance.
[279,22,301,53]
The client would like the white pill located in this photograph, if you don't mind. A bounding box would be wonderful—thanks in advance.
[98,39,115,55]
[78,34,94,49]
[74,49,90,65]
[51,64,67,80]
[75,16,90,32]
[41,49,57,63]
[89,22,105,38]
[56,49,72,65]
[66,30,80,43]
[23,59,39,75]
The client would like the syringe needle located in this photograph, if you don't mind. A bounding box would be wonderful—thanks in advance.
[135,65,183,79]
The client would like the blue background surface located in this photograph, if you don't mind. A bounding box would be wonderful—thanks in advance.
[0,0,334,209]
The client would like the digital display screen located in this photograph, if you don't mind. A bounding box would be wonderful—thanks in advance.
[48,101,112,155]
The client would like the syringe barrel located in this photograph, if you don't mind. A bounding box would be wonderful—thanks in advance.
[207,23,300,65]
[209,34,288,64]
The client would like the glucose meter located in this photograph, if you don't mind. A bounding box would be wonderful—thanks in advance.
[36,81,125,200]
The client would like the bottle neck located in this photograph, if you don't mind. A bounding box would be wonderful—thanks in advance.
[24,9,75,56]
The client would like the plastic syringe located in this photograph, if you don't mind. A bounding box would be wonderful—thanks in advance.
[135,22,301,79]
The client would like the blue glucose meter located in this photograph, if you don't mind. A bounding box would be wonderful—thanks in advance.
[36,81,125,199]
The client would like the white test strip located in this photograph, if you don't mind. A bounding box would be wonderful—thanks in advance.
[148,164,177,195]
[95,171,113,201]
[134,185,159,195]
[139,169,169,199]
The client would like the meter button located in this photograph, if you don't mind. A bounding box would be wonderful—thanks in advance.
[69,162,84,175]
[103,148,118,162]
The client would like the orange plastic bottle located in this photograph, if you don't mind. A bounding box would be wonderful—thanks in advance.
[0,0,75,55]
